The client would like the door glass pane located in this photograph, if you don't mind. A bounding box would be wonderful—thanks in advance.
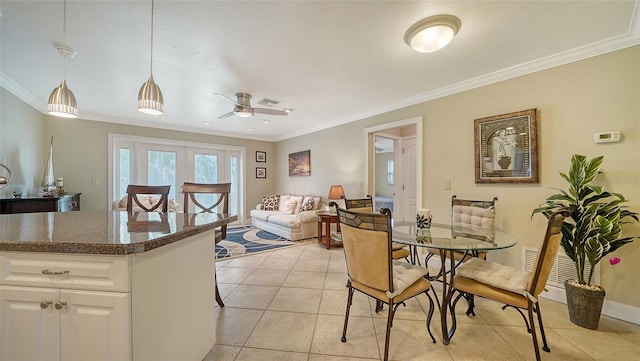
[230,155,238,215]
[193,154,219,210]
[119,148,131,199]
[148,150,177,200]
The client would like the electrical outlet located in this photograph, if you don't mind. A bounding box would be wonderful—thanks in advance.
[91,178,99,185]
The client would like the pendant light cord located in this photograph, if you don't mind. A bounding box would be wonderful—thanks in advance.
[150,0,155,76]
[62,0,68,81]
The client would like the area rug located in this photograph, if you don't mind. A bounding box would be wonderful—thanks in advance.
[216,226,310,260]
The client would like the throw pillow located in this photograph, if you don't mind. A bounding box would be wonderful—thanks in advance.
[299,197,315,212]
[279,195,299,215]
[261,195,280,210]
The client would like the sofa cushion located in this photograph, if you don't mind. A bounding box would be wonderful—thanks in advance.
[251,209,280,222]
[261,195,280,210]
[279,195,301,215]
[299,197,315,212]
[267,214,302,229]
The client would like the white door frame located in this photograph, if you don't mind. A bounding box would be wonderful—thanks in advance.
[363,116,423,212]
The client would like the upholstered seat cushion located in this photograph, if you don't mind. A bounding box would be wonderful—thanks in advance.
[386,260,429,298]
[250,210,281,222]
[452,205,495,228]
[266,214,302,229]
[456,257,529,295]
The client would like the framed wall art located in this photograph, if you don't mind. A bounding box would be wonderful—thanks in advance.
[256,151,266,163]
[474,108,538,184]
[256,167,267,179]
[288,150,311,176]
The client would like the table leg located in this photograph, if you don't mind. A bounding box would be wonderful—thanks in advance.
[439,249,458,344]
[317,220,323,247]
[324,221,331,249]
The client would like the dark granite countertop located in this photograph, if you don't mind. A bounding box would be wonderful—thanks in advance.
[0,211,237,255]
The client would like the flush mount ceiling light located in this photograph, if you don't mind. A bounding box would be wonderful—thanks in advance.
[138,0,164,115]
[404,14,461,53]
[233,105,254,118]
[48,0,78,118]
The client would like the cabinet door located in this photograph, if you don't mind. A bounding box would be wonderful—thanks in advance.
[0,286,60,361]
[60,290,131,361]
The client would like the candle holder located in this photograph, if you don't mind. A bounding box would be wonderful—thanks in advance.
[416,213,432,229]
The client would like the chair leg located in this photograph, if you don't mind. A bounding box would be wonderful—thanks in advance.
[527,303,542,361]
[215,279,225,307]
[341,282,355,342]
[535,303,551,352]
[383,299,395,361]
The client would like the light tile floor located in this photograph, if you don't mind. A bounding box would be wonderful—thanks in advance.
[204,243,640,361]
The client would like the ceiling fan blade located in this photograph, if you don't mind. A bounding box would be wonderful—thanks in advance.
[214,93,240,106]
[253,108,288,116]
[217,111,235,119]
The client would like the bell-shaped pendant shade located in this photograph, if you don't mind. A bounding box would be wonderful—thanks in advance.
[138,74,164,115]
[48,79,78,118]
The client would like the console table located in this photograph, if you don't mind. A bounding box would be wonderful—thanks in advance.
[0,193,80,214]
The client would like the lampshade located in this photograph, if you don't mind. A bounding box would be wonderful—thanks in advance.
[48,80,78,118]
[138,0,164,115]
[404,14,461,53]
[48,0,78,118]
[328,185,345,200]
[138,74,164,115]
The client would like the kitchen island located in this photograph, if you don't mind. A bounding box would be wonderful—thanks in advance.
[0,210,237,361]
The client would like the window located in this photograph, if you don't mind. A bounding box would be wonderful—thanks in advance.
[109,134,244,222]
[387,160,394,185]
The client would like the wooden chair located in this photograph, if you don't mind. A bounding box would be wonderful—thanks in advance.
[337,207,436,361]
[182,182,231,307]
[126,185,171,212]
[342,195,410,261]
[452,210,568,361]
[422,195,497,308]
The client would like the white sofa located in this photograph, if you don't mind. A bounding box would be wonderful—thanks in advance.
[250,194,325,241]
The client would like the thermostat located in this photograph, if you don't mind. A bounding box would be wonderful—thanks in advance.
[593,131,620,143]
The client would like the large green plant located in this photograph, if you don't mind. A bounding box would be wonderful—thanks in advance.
[532,154,638,286]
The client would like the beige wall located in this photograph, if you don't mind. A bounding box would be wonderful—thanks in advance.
[275,46,640,310]
[2,46,638,312]
[0,88,45,198]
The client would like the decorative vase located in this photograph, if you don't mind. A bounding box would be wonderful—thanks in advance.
[564,279,606,330]
[497,156,511,170]
[41,137,56,196]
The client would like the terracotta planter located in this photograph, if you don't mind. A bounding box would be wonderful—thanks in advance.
[564,279,606,330]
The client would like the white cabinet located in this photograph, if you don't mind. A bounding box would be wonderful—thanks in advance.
[0,254,131,361]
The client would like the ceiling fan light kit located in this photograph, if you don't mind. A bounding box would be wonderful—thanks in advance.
[138,0,164,115]
[48,0,78,118]
[404,14,461,53]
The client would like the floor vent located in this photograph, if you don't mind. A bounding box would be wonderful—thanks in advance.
[522,246,600,288]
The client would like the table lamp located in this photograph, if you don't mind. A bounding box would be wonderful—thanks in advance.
[327,185,345,212]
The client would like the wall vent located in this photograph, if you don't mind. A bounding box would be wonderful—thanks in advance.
[522,246,600,288]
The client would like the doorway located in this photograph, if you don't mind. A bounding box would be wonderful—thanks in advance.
[364,117,422,222]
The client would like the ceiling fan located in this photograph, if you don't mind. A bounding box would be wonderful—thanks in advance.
[215,93,289,119]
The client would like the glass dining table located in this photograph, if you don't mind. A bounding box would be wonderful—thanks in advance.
[392,221,517,344]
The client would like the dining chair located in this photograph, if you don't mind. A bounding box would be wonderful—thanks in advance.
[181,182,231,307]
[337,206,436,361]
[342,195,410,261]
[126,185,171,212]
[452,210,567,361]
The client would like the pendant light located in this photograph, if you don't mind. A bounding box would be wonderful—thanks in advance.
[138,0,164,115]
[48,0,78,118]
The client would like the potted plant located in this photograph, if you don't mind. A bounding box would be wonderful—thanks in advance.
[532,154,638,329]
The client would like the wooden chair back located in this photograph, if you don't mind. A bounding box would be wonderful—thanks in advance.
[126,185,171,212]
[343,195,374,213]
[337,207,394,292]
[182,182,231,240]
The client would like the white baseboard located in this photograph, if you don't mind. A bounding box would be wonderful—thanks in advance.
[540,285,640,325]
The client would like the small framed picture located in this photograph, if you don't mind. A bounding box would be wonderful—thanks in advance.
[256,167,267,179]
[256,151,266,163]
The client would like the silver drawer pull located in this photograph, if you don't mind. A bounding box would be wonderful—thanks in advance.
[41,269,69,276]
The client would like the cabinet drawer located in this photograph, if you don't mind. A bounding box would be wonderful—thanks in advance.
[0,252,130,292]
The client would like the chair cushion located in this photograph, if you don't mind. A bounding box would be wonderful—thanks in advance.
[386,260,429,298]
[456,257,529,296]
[452,205,495,228]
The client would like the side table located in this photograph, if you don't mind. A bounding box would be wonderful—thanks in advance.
[317,212,342,249]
